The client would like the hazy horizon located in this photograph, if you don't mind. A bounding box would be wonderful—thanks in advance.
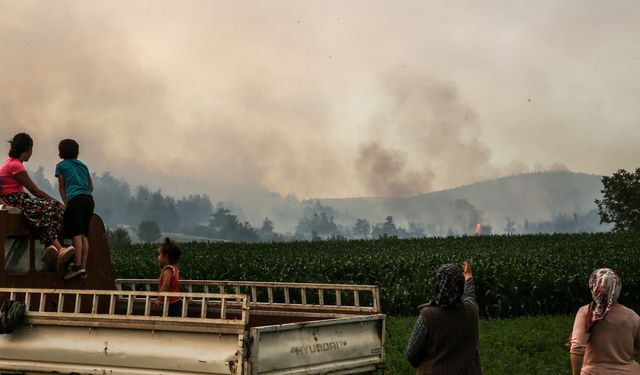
[2,1,638,204]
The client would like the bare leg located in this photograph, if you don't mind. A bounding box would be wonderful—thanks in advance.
[81,236,89,270]
[49,239,64,251]
[72,235,83,266]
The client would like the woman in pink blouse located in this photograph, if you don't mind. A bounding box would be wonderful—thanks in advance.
[570,268,640,375]
[0,133,74,266]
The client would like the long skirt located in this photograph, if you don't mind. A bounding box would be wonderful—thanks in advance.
[2,192,64,246]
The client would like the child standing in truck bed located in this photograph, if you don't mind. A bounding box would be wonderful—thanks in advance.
[155,237,182,317]
[55,139,94,280]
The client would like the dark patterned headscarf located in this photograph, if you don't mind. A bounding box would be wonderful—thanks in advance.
[586,268,621,332]
[427,264,465,307]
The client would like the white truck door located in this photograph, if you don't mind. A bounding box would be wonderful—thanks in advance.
[248,314,385,375]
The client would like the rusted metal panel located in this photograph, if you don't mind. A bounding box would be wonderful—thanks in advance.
[0,211,115,291]
[248,314,385,375]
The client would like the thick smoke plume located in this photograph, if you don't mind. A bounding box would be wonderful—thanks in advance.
[1,0,637,219]
[355,142,434,197]
[356,75,497,196]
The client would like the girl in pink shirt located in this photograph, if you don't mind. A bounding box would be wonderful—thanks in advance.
[0,133,75,268]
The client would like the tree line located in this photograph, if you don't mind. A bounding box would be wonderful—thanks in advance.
[33,167,640,244]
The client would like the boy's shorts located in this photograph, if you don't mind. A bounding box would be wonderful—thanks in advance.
[63,194,95,237]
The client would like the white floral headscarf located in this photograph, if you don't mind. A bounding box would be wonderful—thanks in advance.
[587,268,621,332]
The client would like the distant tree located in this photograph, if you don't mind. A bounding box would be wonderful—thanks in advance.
[352,218,371,239]
[176,194,214,229]
[596,168,640,232]
[126,186,152,226]
[370,224,382,238]
[372,216,399,238]
[504,218,516,235]
[215,201,250,223]
[408,222,426,238]
[144,191,180,231]
[92,172,131,227]
[396,226,409,239]
[382,216,398,235]
[302,200,339,221]
[137,221,162,242]
[239,221,260,242]
[522,210,606,234]
[446,228,456,237]
[209,208,259,242]
[479,224,492,235]
[258,217,285,242]
[210,207,235,234]
[295,211,339,239]
[259,217,275,236]
[425,224,439,237]
[30,167,57,197]
[107,227,132,247]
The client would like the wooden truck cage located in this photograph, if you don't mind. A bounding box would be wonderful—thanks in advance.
[116,279,381,315]
[0,287,249,334]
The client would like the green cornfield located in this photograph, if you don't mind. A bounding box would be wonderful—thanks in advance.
[111,232,640,317]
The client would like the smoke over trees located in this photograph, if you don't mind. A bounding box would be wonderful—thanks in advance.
[352,219,371,239]
[522,210,607,234]
[292,201,340,239]
[107,227,132,247]
[23,166,613,242]
[1,1,638,213]
[208,208,259,242]
[91,172,215,232]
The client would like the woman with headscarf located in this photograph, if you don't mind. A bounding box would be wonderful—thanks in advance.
[405,260,482,374]
[570,268,640,375]
[0,133,75,266]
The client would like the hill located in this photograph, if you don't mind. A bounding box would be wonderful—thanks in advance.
[315,171,605,235]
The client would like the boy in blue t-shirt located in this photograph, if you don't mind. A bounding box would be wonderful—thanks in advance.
[55,139,94,280]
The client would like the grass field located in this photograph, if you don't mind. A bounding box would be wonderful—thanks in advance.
[112,233,640,317]
[386,315,574,374]
[111,235,640,373]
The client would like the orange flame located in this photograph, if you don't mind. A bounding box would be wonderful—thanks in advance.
[474,223,481,235]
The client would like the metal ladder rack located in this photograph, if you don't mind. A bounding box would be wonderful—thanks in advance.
[0,287,248,334]
[116,279,380,314]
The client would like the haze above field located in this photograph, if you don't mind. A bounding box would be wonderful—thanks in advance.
[1,1,639,206]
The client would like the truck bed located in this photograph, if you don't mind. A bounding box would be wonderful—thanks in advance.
[0,280,386,374]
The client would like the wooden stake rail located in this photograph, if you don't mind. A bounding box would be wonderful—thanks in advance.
[0,287,248,334]
[116,279,381,314]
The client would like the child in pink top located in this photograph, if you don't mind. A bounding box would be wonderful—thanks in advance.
[154,237,182,317]
[0,133,74,268]
[0,158,28,195]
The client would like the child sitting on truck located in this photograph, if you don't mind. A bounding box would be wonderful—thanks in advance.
[55,139,94,280]
[154,237,182,317]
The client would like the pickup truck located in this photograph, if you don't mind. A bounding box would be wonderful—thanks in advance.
[0,210,386,374]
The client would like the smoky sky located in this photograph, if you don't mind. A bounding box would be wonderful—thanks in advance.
[1,0,639,201]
